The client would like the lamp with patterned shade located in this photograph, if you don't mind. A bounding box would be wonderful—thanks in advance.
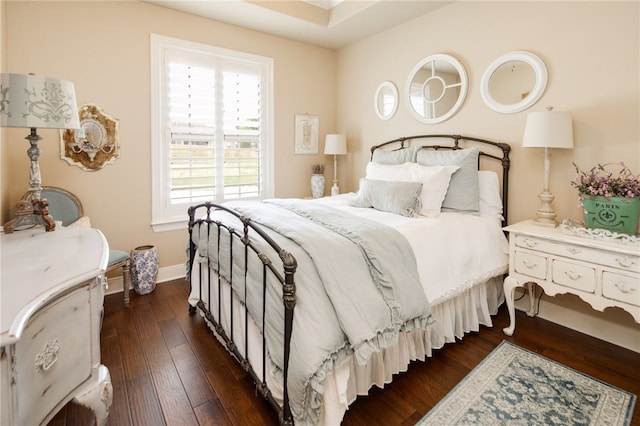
[1,73,80,233]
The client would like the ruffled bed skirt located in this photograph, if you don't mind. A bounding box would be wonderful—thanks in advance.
[189,267,504,425]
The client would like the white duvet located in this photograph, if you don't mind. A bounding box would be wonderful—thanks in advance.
[316,193,509,305]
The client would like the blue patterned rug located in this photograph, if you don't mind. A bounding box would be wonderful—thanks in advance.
[417,341,636,425]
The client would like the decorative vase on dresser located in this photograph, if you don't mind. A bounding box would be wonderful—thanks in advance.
[581,194,639,236]
[1,227,113,425]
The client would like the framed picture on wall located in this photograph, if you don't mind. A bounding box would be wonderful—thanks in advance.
[294,114,319,155]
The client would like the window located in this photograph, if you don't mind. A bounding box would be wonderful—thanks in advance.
[151,34,274,231]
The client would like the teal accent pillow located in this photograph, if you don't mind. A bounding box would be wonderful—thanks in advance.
[416,147,480,213]
[350,179,423,217]
[372,146,419,164]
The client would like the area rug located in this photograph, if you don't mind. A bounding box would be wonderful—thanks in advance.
[417,341,636,425]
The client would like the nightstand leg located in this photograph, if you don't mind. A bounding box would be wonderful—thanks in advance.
[502,276,521,336]
[526,282,536,317]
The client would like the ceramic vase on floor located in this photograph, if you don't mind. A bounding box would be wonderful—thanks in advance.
[311,174,325,198]
[131,245,159,295]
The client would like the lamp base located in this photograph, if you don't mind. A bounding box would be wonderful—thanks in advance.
[331,183,340,197]
[3,199,56,233]
[533,190,557,228]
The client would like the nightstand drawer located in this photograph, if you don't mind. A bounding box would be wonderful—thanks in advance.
[515,235,639,273]
[514,251,547,280]
[603,272,640,307]
[551,259,596,293]
[15,285,93,426]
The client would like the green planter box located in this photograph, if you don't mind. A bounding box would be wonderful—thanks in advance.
[582,195,639,236]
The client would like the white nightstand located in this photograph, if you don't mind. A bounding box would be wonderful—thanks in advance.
[502,220,640,336]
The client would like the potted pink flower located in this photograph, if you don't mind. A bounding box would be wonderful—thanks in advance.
[571,162,640,235]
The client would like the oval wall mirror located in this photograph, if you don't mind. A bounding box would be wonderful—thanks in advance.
[405,53,468,124]
[374,81,399,120]
[481,51,548,114]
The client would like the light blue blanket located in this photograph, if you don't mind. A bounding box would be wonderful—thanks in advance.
[193,199,432,424]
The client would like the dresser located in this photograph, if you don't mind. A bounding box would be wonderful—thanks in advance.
[1,227,113,425]
[503,220,640,336]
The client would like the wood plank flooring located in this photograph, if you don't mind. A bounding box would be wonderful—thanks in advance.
[50,278,640,425]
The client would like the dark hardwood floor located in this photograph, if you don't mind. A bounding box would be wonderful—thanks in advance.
[50,278,640,426]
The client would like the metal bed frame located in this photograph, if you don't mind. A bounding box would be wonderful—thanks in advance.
[187,134,511,425]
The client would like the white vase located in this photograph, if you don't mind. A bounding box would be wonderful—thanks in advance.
[311,174,325,198]
[131,245,159,295]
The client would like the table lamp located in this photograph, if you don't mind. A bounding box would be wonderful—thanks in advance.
[324,134,347,196]
[522,108,574,227]
[1,73,80,233]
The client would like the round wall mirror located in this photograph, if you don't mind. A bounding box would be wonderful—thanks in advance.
[374,81,399,120]
[405,54,468,124]
[481,51,548,114]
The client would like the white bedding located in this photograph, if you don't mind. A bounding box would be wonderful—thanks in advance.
[316,193,509,304]
[188,194,509,425]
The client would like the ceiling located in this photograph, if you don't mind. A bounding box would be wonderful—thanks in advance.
[144,0,453,49]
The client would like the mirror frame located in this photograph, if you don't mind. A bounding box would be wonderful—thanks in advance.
[480,51,548,114]
[405,53,468,124]
[374,81,399,120]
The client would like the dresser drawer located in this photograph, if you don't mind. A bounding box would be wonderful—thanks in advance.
[514,235,639,273]
[15,285,93,426]
[603,272,640,307]
[551,259,596,293]
[514,250,547,280]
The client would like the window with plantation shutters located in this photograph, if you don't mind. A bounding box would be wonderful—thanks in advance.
[151,34,274,231]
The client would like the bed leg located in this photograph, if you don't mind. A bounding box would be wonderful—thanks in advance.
[188,304,196,315]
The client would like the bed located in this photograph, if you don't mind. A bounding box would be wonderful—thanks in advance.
[186,134,511,425]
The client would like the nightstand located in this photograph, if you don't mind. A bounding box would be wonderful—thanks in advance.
[502,220,640,336]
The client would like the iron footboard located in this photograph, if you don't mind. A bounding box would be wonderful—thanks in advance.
[187,202,296,425]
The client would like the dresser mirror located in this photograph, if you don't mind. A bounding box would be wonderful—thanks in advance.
[405,53,468,124]
[481,51,548,114]
[374,81,399,120]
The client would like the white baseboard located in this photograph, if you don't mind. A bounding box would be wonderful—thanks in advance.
[514,288,640,353]
[105,263,185,296]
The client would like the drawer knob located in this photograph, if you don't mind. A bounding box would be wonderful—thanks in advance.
[34,339,60,372]
[565,270,582,280]
[522,259,538,269]
[522,238,538,248]
[615,256,636,268]
[614,283,636,294]
[567,247,581,255]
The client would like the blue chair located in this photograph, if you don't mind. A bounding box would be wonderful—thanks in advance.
[31,187,132,306]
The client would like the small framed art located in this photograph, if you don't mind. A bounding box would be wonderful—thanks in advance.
[294,114,319,155]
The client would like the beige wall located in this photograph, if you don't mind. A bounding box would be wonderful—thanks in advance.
[3,1,336,271]
[1,1,7,219]
[336,1,639,350]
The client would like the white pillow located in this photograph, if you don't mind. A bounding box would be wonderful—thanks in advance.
[478,171,503,221]
[365,162,459,217]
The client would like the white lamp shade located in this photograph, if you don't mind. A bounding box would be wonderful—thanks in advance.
[324,134,347,155]
[522,110,573,149]
[0,73,80,130]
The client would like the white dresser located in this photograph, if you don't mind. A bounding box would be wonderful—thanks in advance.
[503,220,640,336]
[1,227,113,425]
